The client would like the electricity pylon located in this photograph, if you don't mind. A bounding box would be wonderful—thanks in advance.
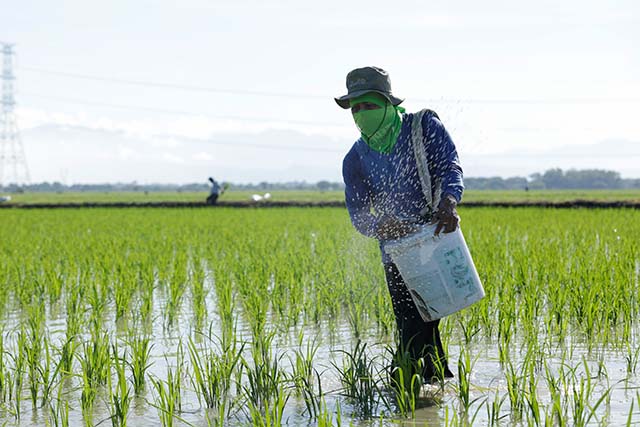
[0,42,30,188]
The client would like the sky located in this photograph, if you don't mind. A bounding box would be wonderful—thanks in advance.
[1,0,639,184]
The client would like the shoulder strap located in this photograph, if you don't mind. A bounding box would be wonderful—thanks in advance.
[411,109,441,218]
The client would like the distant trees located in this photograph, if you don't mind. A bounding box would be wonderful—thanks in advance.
[465,168,638,190]
[1,169,638,193]
[532,168,623,189]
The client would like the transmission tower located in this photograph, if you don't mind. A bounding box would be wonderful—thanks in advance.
[0,42,30,188]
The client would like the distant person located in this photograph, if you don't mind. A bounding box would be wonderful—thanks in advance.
[206,177,223,205]
[337,66,464,383]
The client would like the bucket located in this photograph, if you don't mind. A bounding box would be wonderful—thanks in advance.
[384,224,484,321]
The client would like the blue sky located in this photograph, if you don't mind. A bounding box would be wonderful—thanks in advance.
[1,0,639,183]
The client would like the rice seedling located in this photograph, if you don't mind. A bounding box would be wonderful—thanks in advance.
[79,332,111,413]
[485,390,508,426]
[47,387,70,427]
[383,341,425,418]
[151,373,179,427]
[38,337,64,408]
[456,345,481,414]
[504,359,525,421]
[333,339,381,417]
[126,334,153,395]
[107,343,132,427]
[242,331,288,415]
[288,333,323,418]
[187,331,244,419]
[247,386,289,427]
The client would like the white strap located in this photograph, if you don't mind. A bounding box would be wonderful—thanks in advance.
[411,110,441,218]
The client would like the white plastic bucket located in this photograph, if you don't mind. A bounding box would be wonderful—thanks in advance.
[384,224,484,321]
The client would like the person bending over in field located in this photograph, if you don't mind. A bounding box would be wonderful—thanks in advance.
[337,66,464,383]
[206,177,223,205]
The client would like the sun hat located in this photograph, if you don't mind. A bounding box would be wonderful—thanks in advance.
[335,66,404,109]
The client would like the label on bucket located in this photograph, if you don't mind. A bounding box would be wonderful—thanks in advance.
[384,225,485,321]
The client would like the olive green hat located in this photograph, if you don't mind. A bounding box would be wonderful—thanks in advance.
[334,66,404,109]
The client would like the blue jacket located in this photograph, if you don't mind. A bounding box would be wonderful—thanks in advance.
[342,111,464,261]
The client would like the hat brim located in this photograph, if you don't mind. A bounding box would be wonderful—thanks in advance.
[334,90,404,109]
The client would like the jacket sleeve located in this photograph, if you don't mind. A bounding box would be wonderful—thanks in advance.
[342,150,378,238]
[421,114,464,203]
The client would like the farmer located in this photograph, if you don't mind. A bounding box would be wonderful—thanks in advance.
[337,66,464,383]
[206,177,223,205]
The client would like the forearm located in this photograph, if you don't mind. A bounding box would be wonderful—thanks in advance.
[440,163,464,203]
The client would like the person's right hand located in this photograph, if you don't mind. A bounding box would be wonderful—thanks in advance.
[374,215,418,240]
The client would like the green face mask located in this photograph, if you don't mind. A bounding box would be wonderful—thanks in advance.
[350,93,405,154]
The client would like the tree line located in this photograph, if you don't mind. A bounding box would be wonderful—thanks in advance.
[1,169,638,193]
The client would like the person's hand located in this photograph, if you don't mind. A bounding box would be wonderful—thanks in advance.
[375,215,418,240]
[432,194,460,236]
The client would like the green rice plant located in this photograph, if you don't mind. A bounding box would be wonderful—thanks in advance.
[151,350,184,427]
[0,331,7,403]
[315,397,341,427]
[523,362,541,426]
[346,292,366,340]
[59,290,84,374]
[242,331,287,415]
[151,374,178,427]
[38,337,64,408]
[570,359,611,427]
[47,387,70,427]
[288,333,323,418]
[79,332,111,412]
[191,257,208,329]
[187,332,243,418]
[108,343,132,427]
[164,253,188,328]
[21,306,45,408]
[458,315,481,345]
[543,363,566,426]
[485,390,508,426]
[136,262,155,323]
[504,360,525,421]
[332,339,381,417]
[457,346,482,414]
[126,334,153,395]
[247,386,289,427]
[383,342,424,418]
[625,341,640,376]
[9,332,26,419]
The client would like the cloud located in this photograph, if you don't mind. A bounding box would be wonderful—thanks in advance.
[193,152,213,161]
[117,145,136,160]
[161,152,185,164]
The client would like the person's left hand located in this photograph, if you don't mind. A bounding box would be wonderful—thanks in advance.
[432,194,460,236]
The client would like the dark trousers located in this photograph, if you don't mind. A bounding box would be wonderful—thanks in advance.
[384,262,453,379]
[206,194,219,205]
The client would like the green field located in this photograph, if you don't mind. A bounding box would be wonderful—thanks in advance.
[2,188,640,205]
[0,207,639,426]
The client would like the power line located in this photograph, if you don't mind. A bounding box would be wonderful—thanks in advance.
[21,92,350,127]
[22,66,640,104]
[197,138,344,153]
[22,66,326,99]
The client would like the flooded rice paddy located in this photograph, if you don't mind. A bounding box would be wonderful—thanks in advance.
[0,207,639,426]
